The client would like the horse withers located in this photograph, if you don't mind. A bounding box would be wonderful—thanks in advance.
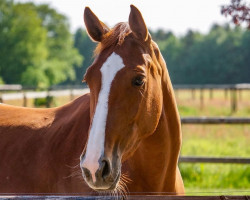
[0,5,184,196]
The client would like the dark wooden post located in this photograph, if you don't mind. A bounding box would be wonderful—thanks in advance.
[70,89,74,101]
[231,88,237,113]
[23,93,27,107]
[200,88,204,110]
[46,90,52,108]
[0,94,3,104]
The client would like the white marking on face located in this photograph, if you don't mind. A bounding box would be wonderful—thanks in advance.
[81,52,125,183]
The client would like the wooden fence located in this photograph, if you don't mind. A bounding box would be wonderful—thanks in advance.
[0,195,249,199]
[1,84,250,112]
[174,83,250,112]
[1,85,250,165]
[181,117,250,124]
[0,88,90,106]
[180,116,250,164]
[0,84,22,91]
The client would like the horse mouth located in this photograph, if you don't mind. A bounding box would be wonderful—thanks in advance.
[94,172,121,192]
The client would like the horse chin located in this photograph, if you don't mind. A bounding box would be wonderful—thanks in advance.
[86,171,121,192]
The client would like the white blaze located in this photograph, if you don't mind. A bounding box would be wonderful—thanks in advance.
[81,52,125,183]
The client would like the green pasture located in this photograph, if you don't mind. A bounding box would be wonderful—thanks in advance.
[180,124,250,195]
[176,89,250,117]
[176,89,250,195]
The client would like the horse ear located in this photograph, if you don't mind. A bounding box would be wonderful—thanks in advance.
[129,5,148,41]
[84,7,110,42]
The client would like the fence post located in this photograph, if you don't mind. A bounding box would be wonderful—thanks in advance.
[70,89,74,101]
[23,93,27,107]
[200,88,204,110]
[46,90,52,108]
[231,88,237,113]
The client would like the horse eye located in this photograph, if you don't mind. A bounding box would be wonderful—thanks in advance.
[132,76,145,87]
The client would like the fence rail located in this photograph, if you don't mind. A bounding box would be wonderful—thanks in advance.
[0,89,90,105]
[0,195,249,199]
[180,117,250,164]
[179,156,250,164]
[1,83,250,112]
[173,83,250,90]
[181,117,250,124]
[0,84,22,91]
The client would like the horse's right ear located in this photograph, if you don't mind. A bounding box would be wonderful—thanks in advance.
[84,7,109,42]
[129,5,148,41]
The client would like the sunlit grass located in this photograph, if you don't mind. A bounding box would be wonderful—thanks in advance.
[180,124,250,194]
[176,89,250,117]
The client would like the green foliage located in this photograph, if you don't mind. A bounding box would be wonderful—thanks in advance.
[72,28,95,84]
[1,0,249,86]
[73,25,250,85]
[21,65,49,88]
[35,4,83,85]
[0,0,83,87]
[0,77,4,84]
[0,1,47,84]
[151,25,250,84]
[34,96,56,107]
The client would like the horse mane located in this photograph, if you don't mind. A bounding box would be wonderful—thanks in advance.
[94,22,131,56]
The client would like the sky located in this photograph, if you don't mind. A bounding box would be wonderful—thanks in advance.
[17,0,231,35]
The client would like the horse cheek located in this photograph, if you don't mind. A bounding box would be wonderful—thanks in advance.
[139,78,162,138]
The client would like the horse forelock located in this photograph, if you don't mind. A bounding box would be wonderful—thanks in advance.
[94,22,131,56]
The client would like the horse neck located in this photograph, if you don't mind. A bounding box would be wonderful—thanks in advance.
[132,107,181,191]
[47,94,90,166]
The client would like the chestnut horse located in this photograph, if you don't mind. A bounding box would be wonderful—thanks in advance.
[0,5,184,196]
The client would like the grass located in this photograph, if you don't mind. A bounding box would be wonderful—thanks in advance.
[175,89,250,195]
[180,125,250,195]
[176,89,250,117]
[3,89,250,195]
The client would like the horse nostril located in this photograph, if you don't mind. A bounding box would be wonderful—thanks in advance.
[82,167,91,179]
[101,160,110,179]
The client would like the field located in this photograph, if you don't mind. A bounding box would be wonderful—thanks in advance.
[175,89,250,195]
[3,89,250,195]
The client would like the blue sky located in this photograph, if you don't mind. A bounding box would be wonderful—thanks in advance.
[18,0,231,35]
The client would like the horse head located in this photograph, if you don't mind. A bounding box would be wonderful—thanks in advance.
[80,5,175,192]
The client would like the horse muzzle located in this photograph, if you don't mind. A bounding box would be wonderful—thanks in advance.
[80,155,121,191]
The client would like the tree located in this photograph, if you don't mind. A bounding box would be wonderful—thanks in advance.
[73,28,96,84]
[221,0,250,28]
[149,24,250,84]
[33,4,83,86]
[0,1,83,87]
[0,1,48,86]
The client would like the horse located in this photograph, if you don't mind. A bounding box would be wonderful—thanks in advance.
[0,5,184,196]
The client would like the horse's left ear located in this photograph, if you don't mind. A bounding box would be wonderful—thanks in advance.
[129,5,148,41]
